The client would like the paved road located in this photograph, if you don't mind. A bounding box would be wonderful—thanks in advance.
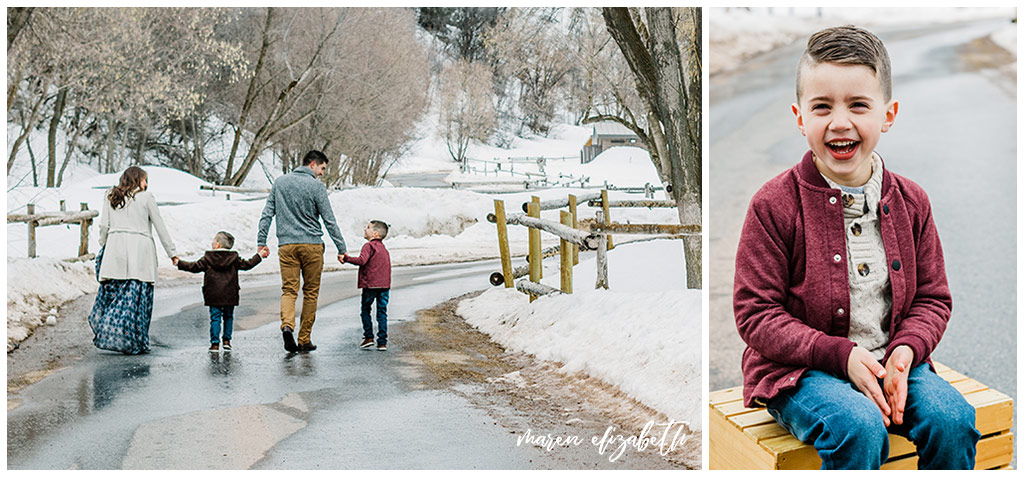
[7,260,559,469]
[385,172,451,188]
[709,17,1015,410]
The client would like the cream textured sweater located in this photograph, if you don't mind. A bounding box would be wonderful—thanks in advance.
[821,154,892,360]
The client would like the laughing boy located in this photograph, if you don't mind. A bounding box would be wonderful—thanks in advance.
[732,26,979,469]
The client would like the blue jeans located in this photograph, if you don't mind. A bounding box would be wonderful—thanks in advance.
[360,289,389,345]
[767,363,979,469]
[209,306,234,344]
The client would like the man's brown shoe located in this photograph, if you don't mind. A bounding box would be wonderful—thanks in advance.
[360,338,375,349]
[298,342,317,352]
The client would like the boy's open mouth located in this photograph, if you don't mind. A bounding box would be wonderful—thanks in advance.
[826,139,859,159]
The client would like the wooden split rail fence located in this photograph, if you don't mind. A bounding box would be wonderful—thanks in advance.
[488,189,698,300]
[7,202,99,260]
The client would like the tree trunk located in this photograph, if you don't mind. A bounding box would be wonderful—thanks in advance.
[8,75,52,175]
[26,135,38,187]
[226,7,275,184]
[602,7,702,289]
[56,109,85,187]
[47,87,67,187]
[7,7,35,52]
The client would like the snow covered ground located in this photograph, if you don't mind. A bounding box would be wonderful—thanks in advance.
[7,121,694,426]
[710,7,1017,75]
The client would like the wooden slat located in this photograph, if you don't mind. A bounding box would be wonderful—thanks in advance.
[710,366,1014,470]
[975,432,1014,470]
[710,405,777,469]
[709,386,743,405]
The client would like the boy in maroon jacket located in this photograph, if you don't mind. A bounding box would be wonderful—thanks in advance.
[733,26,978,469]
[343,220,392,351]
[176,231,262,352]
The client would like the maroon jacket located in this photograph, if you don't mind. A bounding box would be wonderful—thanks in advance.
[733,151,951,407]
[346,239,391,289]
[177,250,262,307]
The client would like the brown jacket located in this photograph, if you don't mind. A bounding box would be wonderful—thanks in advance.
[177,250,262,307]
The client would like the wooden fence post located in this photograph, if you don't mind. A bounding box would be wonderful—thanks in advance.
[59,200,66,211]
[569,194,579,265]
[528,197,542,302]
[494,199,514,288]
[560,210,573,294]
[79,202,90,257]
[596,210,609,289]
[601,189,614,250]
[27,204,36,258]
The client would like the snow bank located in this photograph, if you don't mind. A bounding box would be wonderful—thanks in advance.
[7,258,98,351]
[456,240,700,428]
[710,7,1016,76]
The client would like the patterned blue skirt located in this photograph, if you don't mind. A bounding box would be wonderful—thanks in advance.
[88,279,155,355]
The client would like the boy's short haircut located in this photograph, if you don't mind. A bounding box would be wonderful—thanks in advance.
[796,25,892,103]
[369,220,389,239]
[214,231,235,249]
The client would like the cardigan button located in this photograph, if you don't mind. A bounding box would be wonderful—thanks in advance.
[833,253,842,262]
[892,259,901,271]
[883,204,890,214]
[829,196,837,205]
[837,307,845,316]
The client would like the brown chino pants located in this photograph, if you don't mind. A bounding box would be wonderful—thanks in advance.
[279,243,324,345]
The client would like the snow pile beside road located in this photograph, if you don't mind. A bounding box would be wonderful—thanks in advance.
[456,240,701,428]
[710,7,1017,76]
[7,257,98,351]
[990,22,1016,55]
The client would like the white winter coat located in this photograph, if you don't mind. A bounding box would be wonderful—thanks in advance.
[97,190,177,283]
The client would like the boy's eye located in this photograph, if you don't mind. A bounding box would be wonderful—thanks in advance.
[812,104,830,111]
[851,102,869,109]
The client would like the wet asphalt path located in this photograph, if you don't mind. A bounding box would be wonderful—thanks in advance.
[8,260,550,469]
[709,18,1015,404]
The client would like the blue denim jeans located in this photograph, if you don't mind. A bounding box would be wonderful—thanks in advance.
[360,289,389,345]
[209,306,234,344]
[767,363,979,469]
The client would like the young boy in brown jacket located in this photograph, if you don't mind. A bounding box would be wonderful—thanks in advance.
[176,231,262,351]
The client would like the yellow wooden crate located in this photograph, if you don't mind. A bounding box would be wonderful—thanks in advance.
[710,362,1014,470]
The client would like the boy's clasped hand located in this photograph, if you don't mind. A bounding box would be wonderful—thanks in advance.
[846,344,913,427]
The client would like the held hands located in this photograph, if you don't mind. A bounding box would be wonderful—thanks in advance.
[847,346,892,426]
[171,256,179,266]
[337,253,347,264]
[883,345,914,426]
[258,246,270,258]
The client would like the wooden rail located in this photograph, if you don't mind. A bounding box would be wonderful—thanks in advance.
[8,203,98,259]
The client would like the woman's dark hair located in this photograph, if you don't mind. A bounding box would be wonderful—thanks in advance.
[108,166,147,209]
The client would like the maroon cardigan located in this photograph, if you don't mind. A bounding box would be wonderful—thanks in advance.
[345,239,391,289]
[733,151,952,407]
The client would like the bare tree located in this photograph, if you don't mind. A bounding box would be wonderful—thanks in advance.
[485,8,573,137]
[437,60,495,169]
[602,7,701,289]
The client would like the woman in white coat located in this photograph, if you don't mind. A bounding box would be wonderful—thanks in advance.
[88,166,179,354]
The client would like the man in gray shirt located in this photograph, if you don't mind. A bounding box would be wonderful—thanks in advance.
[257,150,346,352]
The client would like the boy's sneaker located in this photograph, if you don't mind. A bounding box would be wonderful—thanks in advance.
[209,343,219,352]
[376,343,387,351]
[282,326,297,352]
[360,338,375,349]
[222,340,232,351]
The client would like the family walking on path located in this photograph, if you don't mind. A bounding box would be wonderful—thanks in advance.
[87,150,393,356]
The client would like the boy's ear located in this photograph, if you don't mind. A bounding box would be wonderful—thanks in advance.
[792,103,806,136]
[881,100,899,133]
